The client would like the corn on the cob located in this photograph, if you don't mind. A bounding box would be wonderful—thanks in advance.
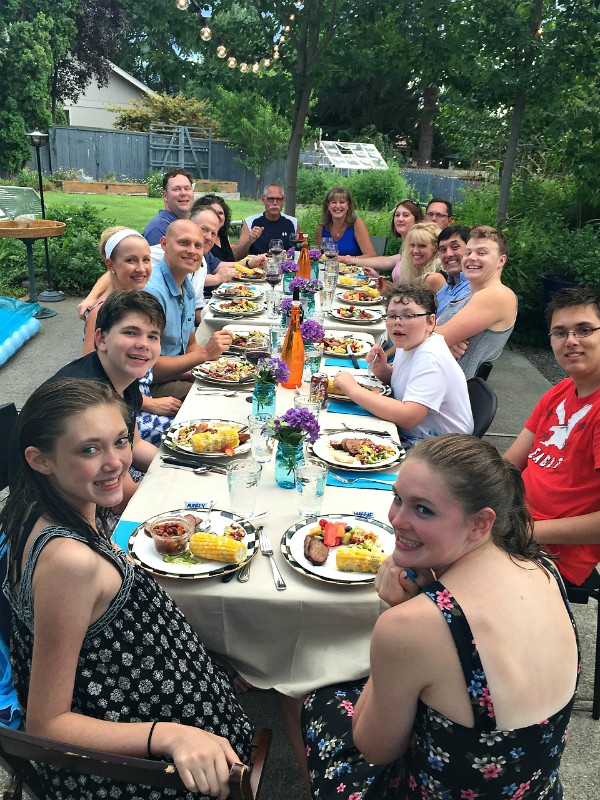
[235,263,254,276]
[189,533,247,563]
[336,545,386,574]
[191,428,239,453]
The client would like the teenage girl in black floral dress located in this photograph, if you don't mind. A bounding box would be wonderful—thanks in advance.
[303,434,579,800]
[2,380,252,800]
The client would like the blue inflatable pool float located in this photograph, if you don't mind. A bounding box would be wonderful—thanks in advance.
[0,297,41,367]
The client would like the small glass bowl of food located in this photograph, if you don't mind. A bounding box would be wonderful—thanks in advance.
[149,515,193,556]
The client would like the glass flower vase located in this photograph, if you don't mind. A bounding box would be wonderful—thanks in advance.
[310,259,320,280]
[301,294,315,317]
[283,273,294,293]
[252,381,276,415]
[274,442,305,489]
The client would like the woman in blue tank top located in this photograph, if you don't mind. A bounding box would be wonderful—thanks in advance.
[315,187,376,258]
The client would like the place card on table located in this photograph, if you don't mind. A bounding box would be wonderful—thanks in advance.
[327,399,375,417]
[324,357,369,369]
[327,470,396,491]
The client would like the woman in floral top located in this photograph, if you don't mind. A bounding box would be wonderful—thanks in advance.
[303,434,579,799]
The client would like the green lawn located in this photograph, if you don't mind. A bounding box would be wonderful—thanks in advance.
[44,193,265,232]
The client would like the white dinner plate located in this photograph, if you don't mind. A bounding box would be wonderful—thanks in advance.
[328,307,383,325]
[280,515,394,585]
[192,356,256,385]
[213,283,265,300]
[322,331,374,358]
[223,327,270,353]
[311,430,402,470]
[163,419,251,458]
[327,375,391,402]
[209,299,265,317]
[129,508,257,580]
[335,290,383,306]
[336,276,373,289]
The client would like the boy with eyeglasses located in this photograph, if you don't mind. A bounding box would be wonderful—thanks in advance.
[505,286,600,587]
[237,182,298,255]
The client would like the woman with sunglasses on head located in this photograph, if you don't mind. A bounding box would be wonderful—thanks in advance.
[340,199,424,273]
[315,187,376,258]
[190,194,263,262]
[332,284,473,449]
[1,380,253,800]
[302,434,579,800]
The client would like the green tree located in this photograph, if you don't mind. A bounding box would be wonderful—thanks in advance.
[214,89,289,196]
[0,16,53,171]
[111,92,219,132]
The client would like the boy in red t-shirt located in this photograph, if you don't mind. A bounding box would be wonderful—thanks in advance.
[505,286,600,586]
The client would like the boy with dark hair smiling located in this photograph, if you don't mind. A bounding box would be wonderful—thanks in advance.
[505,286,600,586]
[45,290,164,507]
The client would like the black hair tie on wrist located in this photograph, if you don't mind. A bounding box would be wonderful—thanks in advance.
[147,720,159,758]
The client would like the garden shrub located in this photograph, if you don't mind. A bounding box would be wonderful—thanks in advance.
[146,170,163,198]
[295,168,337,205]
[48,230,105,294]
[346,167,410,211]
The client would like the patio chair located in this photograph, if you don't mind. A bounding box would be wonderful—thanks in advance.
[474,361,493,381]
[467,377,497,438]
[0,402,18,495]
[0,725,272,800]
[369,235,388,256]
[565,570,600,720]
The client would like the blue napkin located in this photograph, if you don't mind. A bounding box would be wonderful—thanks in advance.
[327,470,396,491]
[112,519,142,551]
[327,399,375,417]
[0,636,21,730]
[324,357,369,369]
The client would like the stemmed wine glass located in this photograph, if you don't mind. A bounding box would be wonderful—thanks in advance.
[244,331,272,366]
[269,239,284,262]
[323,239,339,260]
[264,259,282,317]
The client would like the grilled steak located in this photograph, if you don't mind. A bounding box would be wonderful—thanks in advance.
[304,535,329,566]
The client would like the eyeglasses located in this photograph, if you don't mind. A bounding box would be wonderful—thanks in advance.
[384,313,430,322]
[426,211,449,220]
[548,326,600,341]
[265,196,284,202]
[399,199,420,208]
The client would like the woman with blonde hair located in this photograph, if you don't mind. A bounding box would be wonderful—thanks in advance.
[393,221,445,289]
[315,187,376,257]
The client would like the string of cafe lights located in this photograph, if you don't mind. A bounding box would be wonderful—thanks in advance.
[174,0,304,74]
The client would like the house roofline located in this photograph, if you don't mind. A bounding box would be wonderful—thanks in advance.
[108,61,155,96]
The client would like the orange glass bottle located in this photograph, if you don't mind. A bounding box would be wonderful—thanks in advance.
[281,287,305,389]
[297,234,311,280]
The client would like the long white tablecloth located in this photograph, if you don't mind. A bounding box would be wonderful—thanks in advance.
[120,366,400,697]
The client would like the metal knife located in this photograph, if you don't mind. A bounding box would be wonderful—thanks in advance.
[346,345,361,369]
[160,456,227,475]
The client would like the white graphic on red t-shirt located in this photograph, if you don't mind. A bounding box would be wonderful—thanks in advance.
[540,399,593,450]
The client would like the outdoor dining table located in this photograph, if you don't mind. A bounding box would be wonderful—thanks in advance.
[196,283,388,346]
[114,361,402,698]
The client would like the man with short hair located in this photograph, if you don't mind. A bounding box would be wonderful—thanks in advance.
[145,218,232,399]
[436,225,471,318]
[237,182,297,255]
[142,169,195,245]
[47,289,165,507]
[505,286,600,588]
[425,198,453,227]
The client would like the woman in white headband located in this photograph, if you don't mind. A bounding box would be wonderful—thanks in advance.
[82,226,182,444]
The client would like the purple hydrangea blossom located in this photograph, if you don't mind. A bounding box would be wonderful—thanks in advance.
[286,247,295,258]
[289,276,308,292]
[280,259,299,274]
[300,320,325,343]
[302,278,323,296]
[278,297,293,315]
[255,357,290,385]
[265,407,320,444]
[308,248,322,260]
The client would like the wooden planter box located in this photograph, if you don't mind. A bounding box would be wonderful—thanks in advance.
[62,181,148,196]
[193,180,238,193]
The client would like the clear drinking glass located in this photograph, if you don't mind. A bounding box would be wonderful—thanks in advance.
[247,413,275,464]
[226,459,262,517]
[293,392,321,417]
[295,461,328,518]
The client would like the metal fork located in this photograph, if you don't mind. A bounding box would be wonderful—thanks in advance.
[331,472,394,488]
[197,499,216,531]
[258,528,286,590]
[237,525,261,582]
